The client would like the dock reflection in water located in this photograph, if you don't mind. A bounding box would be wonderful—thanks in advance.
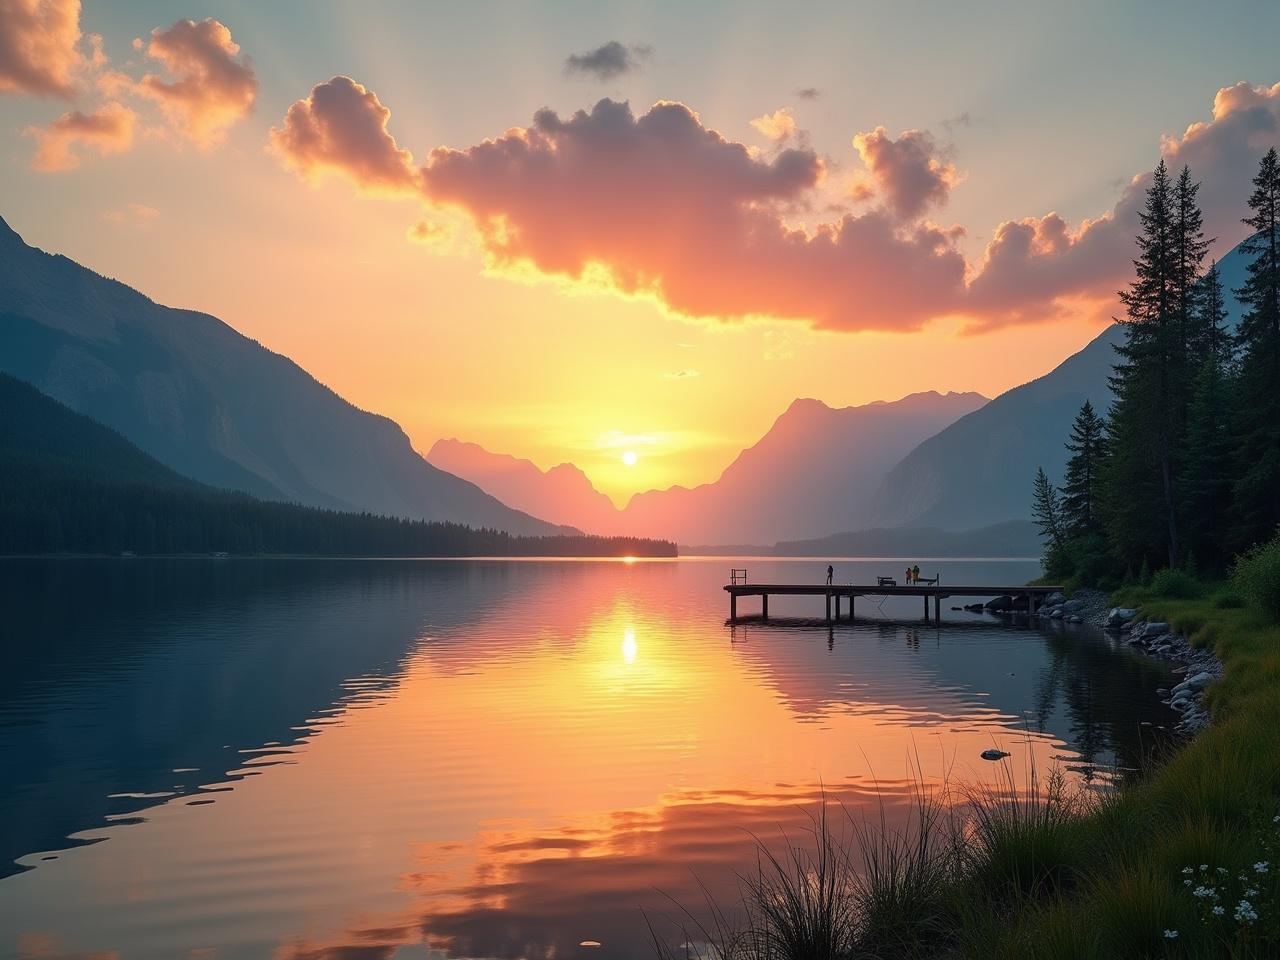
[0,558,1175,960]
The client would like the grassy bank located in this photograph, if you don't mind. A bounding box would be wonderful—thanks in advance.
[654,571,1280,959]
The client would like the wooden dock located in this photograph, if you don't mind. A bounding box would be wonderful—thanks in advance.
[724,580,1063,624]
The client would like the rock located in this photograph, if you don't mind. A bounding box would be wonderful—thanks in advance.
[963,603,985,613]
[984,595,1013,612]
[1184,671,1213,690]
[1063,599,1085,614]
[1141,621,1171,639]
[1045,592,1066,606]
[980,749,1011,761]
[1050,609,1064,619]
[1068,615,1083,623]
[1106,607,1138,627]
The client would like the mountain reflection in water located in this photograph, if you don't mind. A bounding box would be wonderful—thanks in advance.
[0,558,1175,960]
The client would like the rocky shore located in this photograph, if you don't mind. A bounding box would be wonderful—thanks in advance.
[1030,588,1221,735]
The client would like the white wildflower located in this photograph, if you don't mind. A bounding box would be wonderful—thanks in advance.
[1163,929,1178,940]
[1183,879,1192,886]
[1212,905,1225,916]
[1235,900,1258,923]
[1192,885,1214,898]
[1182,866,1194,874]
[1253,861,1270,874]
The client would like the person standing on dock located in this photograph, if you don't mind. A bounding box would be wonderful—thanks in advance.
[905,565,912,584]
[912,563,920,584]
[826,564,834,585]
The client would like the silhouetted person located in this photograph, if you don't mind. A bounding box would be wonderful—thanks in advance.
[826,564,834,585]
[905,565,912,585]
[912,563,920,584]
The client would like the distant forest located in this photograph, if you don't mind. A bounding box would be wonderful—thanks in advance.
[0,375,675,558]
[1034,151,1280,583]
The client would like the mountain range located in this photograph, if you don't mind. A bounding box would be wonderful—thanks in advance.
[0,217,565,536]
[430,391,988,544]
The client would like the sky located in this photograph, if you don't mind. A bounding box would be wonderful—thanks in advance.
[4,1,1280,505]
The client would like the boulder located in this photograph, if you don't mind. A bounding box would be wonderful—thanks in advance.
[1045,592,1066,606]
[1050,609,1064,619]
[1063,599,1085,614]
[1106,607,1138,627]
[984,595,1014,612]
[1068,615,1083,623]
[980,749,1011,761]
[1141,621,1171,639]
[963,603,985,613]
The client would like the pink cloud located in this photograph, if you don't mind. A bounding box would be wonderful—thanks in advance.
[0,0,83,97]
[269,80,1280,334]
[24,100,135,171]
[750,108,797,142]
[851,126,958,220]
[269,75,417,192]
[127,18,256,146]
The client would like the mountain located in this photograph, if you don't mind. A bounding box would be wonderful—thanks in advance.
[0,372,673,557]
[867,238,1253,530]
[771,520,1041,558]
[0,217,565,536]
[427,438,620,533]
[618,391,987,544]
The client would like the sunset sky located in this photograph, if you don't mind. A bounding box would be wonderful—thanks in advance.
[5,1,1280,503]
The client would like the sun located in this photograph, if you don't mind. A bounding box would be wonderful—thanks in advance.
[621,450,638,467]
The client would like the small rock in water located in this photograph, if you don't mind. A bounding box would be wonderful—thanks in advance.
[980,748,1011,761]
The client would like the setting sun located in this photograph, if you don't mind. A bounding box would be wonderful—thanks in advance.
[621,450,638,467]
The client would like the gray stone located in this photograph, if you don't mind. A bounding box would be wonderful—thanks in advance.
[980,749,1011,761]
[1141,621,1171,639]
[1068,615,1083,623]
[1050,609,1064,619]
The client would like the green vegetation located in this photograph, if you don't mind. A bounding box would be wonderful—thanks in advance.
[651,561,1280,958]
[1035,151,1280,589]
[0,374,675,558]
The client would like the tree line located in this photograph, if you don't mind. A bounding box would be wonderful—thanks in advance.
[0,451,676,558]
[1033,150,1280,583]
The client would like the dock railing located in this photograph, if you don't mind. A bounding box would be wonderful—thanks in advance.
[730,568,748,585]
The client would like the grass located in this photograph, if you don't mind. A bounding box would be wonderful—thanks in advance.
[651,578,1280,959]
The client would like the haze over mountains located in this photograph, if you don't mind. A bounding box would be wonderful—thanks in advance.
[432,391,988,544]
[0,218,565,537]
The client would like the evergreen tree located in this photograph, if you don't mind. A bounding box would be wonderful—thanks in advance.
[1230,148,1280,551]
[1032,466,1065,556]
[1173,165,1212,362]
[1107,159,1184,568]
[1060,400,1107,536]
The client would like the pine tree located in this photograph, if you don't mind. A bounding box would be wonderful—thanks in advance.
[1173,166,1212,362]
[1032,466,1065,555]
[1108,159,1184,568]
[1060,400,1107,536]
[1230,148,1280,551]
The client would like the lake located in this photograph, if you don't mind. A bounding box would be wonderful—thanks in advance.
[0,557,1176,960]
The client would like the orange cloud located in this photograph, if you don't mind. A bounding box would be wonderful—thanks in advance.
[24,100,135,171]
[270,75,417,193]
[851,126,958,220]
[0,0,83,97]
[127,18,256,145]
[750,107,797,142]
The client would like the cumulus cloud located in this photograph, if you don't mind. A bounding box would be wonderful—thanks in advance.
[124,18,256,145]
[750,108,797,142]
[966,81,1280,328]
[0,0,83,97]
[564,41,651,81]
[851,126,958,220]
[269,79,1280,334]
[24,100,135,170]
[270,75,418,193]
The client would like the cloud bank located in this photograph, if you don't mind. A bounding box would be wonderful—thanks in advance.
[270,78,1280,334]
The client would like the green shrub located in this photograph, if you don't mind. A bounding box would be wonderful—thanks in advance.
[1214,592,1245,610]
[1150,567,1202,599]
[1232,531,1280,622]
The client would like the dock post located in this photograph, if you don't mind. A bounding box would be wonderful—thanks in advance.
[826,591,831,622]
[762,594,769,620]
[923,595,929,622]
[850,595,855,621]
[731,593,737,622]
[934,596,941,621]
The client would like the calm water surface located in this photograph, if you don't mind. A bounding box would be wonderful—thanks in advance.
[0,558,1176,960]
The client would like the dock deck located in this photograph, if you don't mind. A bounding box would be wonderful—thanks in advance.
[723,581,1063,623]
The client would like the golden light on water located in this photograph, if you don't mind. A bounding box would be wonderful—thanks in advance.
[622,628,638,665]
